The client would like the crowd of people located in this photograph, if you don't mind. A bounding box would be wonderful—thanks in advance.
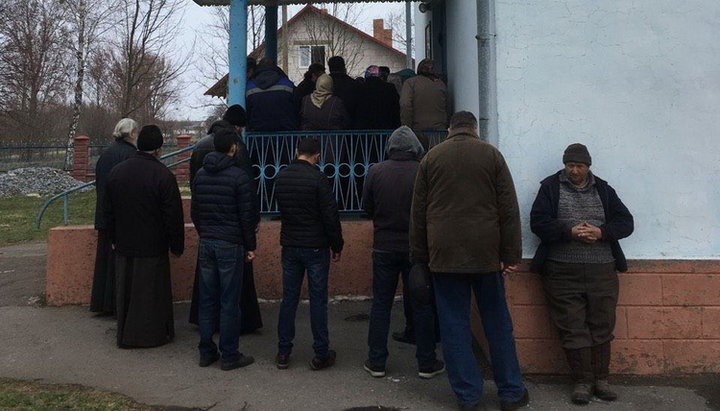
[245,55,448,149]
[90,58,634,411]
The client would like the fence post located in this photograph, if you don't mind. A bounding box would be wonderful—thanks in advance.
[71,135,90,182]
[175,134,191,183]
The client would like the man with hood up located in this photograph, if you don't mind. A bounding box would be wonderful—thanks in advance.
[361,126,444,380]
[246,58,297,131]
[191,128,258,371]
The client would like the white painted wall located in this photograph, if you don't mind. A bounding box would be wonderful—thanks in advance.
[492,0,720,258]
[417,1,720,259]
[444,1,480,117]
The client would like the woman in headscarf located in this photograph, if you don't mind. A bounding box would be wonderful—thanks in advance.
[300,73,350,130]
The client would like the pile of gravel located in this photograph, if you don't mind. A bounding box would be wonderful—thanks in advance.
[0,167,88,199]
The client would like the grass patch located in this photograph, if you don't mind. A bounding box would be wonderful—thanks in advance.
[0,190,96,245]
[0,378,159,410]
[0,183,190,246]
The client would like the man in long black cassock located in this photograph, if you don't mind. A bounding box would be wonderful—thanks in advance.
[90,118,138,315]
[105,125,185,348]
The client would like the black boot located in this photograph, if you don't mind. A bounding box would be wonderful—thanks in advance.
[565,347,593,405]
[592,342,617,401]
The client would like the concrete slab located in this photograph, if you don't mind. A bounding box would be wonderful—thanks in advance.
[0,301,716,411]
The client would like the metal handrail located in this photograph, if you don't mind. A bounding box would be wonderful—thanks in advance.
[35,144,196,229]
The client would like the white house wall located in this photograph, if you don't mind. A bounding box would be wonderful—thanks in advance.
[493,1,720,258]
[279,12,407,85]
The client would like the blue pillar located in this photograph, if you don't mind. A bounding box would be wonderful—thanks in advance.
[228,0,248,107]
[265,3,278,63]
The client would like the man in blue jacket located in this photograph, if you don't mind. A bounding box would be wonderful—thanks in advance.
[530,143,633,405]
[246,58,297,131]
[191,129,259,371]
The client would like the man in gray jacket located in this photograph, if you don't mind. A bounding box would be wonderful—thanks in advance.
[362,126,444,379]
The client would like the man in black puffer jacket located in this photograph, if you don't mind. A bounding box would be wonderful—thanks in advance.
[191,129,259,371]
[274,138,344,371]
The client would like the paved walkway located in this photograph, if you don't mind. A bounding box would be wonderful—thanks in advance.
[0,242,717,410]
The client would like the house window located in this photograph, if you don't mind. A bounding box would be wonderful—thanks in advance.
[299,45,326,68]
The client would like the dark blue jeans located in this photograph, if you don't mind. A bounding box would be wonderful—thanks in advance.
[277,247,331,358]
[433,272,526,406]
[197,238,244,362]
[367,251,437,369]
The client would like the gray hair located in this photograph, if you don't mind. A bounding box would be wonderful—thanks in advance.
[112,118,139,140]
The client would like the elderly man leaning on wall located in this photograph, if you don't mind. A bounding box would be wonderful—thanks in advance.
[530,143,634,405]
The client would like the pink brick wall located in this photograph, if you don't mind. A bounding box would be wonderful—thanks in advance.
[504,261,720,374]
[45,219,720,374]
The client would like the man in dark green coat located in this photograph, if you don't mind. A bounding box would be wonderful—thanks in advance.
[410,111,528,411]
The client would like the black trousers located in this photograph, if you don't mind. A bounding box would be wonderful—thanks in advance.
[542,261,618,350]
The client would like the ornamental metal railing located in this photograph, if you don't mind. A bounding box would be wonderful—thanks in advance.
[246,129,447,214]
[35,129,448,227]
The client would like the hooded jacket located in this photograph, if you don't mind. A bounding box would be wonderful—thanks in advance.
[191,151,258,250]
[246,65,297,131]
[189,120,252,183]
[362,126,424,252]
[410,127,521,273]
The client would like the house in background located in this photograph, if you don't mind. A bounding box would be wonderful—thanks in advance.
[206,4,408,97]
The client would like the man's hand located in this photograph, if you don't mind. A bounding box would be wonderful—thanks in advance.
[331,251,341,262]
[571,223,586,240]
[501,262,518,276]
[577,222,602,243]
[245,251,256,262]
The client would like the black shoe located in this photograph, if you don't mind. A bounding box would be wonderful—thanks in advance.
[571,382,592,405]
[392,330,416,345]
[418,359,446,379]
[220,354,254,371]
[593,379,617,401]
[363,360,386,378]
[276,353,290,370]
[500,388,529,411]
[310,349,336,370]
[199,352,220,367]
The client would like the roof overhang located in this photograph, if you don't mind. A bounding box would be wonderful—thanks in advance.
[193,0,402,6]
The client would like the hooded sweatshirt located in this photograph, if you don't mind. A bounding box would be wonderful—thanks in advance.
[246,65,297,131]
[362,126,425,252]
[191,151,258,249]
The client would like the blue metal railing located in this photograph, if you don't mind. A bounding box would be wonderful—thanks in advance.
[247,129,447,214]
[35,129,448,227]
[35,145,195,228]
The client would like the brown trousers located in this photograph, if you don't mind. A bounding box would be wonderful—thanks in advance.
[542,260,618,350]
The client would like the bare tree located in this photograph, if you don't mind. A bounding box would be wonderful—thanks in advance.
[62,0,120,169]
[248,6,266,52]
[0,0,70,142]
[108,0,187,124]
[303,4,367,76]
[386,8,414,59]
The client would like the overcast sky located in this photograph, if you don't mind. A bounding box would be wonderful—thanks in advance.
[174,2,412,121]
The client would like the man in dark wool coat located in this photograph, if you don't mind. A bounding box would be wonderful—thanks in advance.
[90,118,138,315]
[104,125,185,348]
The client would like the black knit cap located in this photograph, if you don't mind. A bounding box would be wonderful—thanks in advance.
[137,125,163,151]
[563,143,592,166]
[222,104,247,127]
